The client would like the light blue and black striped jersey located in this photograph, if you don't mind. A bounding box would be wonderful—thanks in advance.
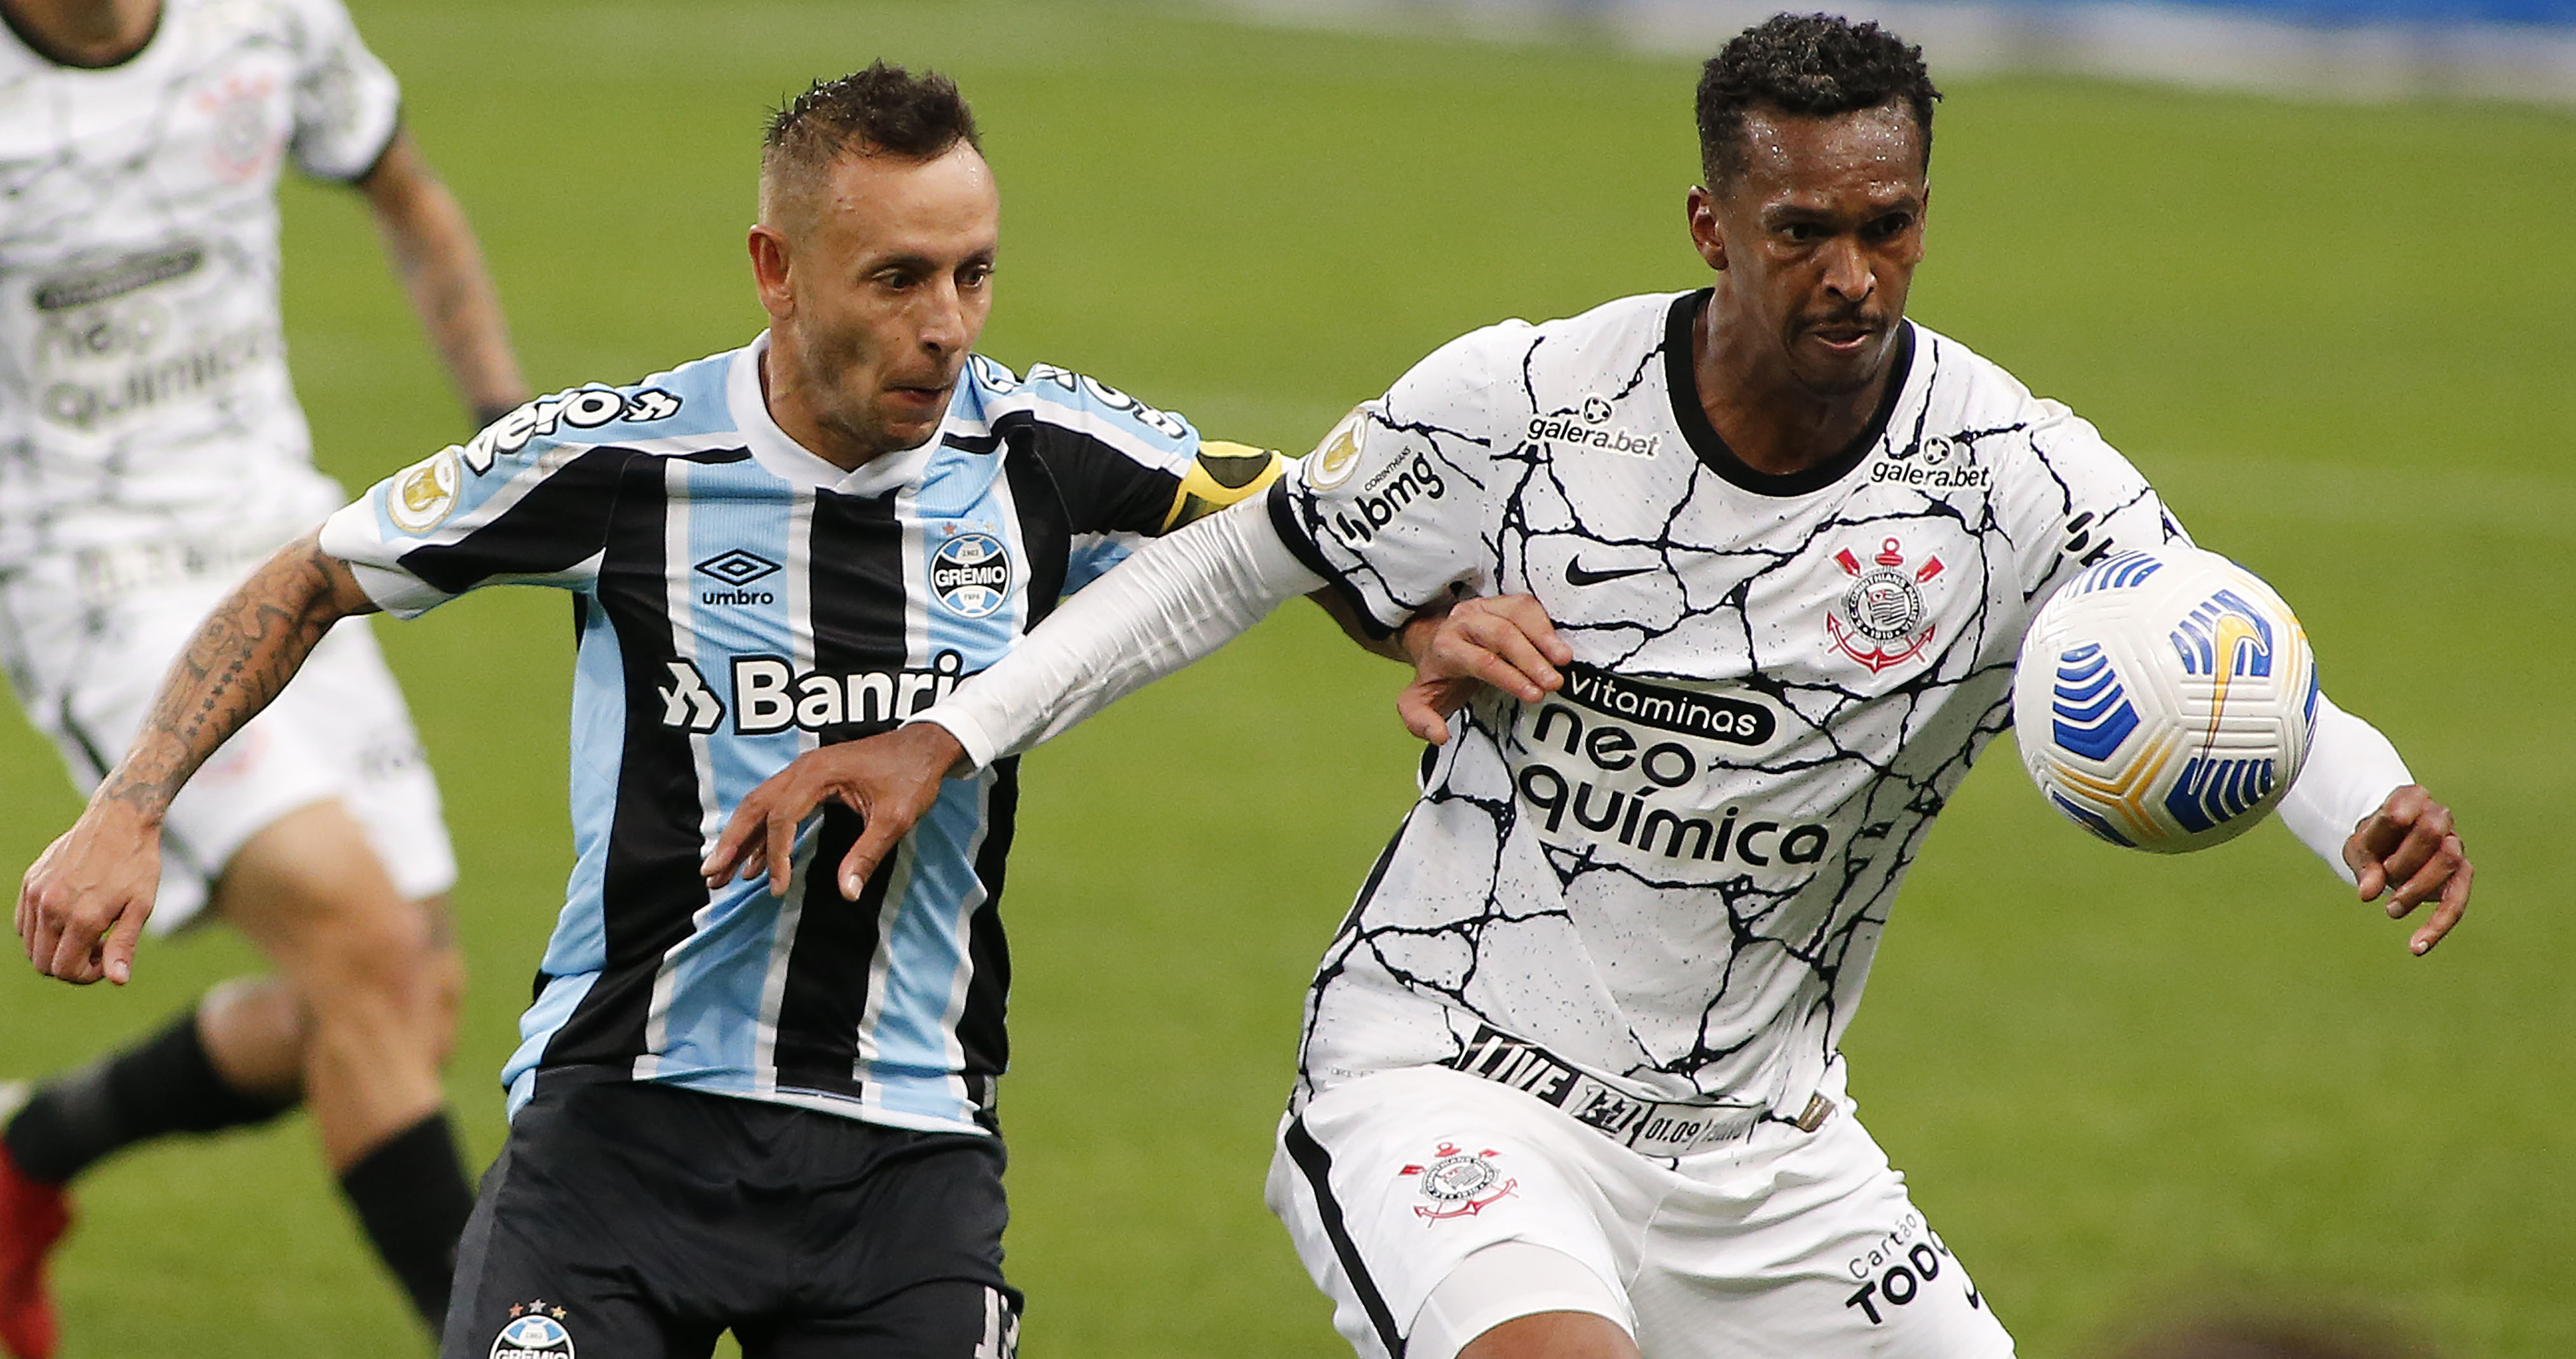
[320,332,1284,1135]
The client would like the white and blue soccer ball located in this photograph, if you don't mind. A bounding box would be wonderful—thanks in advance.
[2012,544,2319,853]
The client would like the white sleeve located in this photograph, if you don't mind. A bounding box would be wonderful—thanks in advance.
[1267,325,1517,633]
[2006,396,2191,612]
[2279,693,2414,884]
[287,0,403,183]
[917,497,1325,768]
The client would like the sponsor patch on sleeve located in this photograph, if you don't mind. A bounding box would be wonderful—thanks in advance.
[1303,407,1367,490]
[385,447,462,535]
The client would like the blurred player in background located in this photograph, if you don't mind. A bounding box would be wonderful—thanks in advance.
[0,0,528,1351]
[18,62,1299,1358]
[703,15,2475,1359]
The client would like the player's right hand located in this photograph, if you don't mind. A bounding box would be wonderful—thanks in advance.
[16,802,160,986]
[1395,594,1573,745]
[702,722,970,901]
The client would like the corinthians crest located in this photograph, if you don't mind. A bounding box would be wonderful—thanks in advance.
[1829,537,1944,673]
[196,74,280,183]
[1399,1142,1517,1222]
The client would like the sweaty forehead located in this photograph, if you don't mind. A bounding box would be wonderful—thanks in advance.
[1731,103,1925,202]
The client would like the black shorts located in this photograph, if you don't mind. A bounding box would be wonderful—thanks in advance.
[442,1079,1021,1359]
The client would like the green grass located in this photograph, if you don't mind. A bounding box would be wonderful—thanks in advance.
[1,3,2569,1355]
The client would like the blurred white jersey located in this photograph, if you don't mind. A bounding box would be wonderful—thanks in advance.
[1267,290,2188,1137]
[0,0,402,578]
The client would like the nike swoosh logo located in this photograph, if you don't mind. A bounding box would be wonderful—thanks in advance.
[1566,559,1654,586]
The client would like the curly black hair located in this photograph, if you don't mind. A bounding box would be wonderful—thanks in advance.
[1694,15,1940,188]
[763,61,980,189]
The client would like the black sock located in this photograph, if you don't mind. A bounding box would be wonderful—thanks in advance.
[1,1007,294,1185]
[337,1111,476,1334]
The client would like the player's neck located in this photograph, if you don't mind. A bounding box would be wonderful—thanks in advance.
[3,0,158,65]
[1691,298,1898,477]
[758,340,887,475]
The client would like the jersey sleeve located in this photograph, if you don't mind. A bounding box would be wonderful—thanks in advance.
[984,358,1287,540]
[317,387,649,617]
[283,0,403,184]
[2003,397,2193,614]
[1265,325,1515,636]
[1055,436,1288,595]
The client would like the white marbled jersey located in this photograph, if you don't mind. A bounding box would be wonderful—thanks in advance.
[1267,289,2186,1126]
[0,0,400,578]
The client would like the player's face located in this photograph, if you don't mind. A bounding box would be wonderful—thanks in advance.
[755,142,999,463]
[1688,102,1927,397]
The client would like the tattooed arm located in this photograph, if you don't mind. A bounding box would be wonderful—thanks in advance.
[15,532,377,985]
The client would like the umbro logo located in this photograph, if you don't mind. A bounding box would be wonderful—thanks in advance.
[696,550,781,607]
[1566,558,1654,587]
[696,550,781,586]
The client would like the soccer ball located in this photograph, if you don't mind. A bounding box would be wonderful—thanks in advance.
[2012,544,2319,852]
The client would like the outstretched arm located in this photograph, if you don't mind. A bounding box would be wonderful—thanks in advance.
[16,533,377,984]
[701,512,1583,899]
[703,497,1321,899]
[361,130,530,428]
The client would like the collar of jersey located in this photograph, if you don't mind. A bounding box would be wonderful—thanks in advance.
[1660,289,1917,499]
[728,332,939,499]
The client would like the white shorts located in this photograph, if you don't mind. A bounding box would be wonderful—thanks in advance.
[1266,1065,2014,1359]
[3,569,456,933]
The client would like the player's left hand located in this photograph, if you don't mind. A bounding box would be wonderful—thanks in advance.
[1395,594,1574,744]
[701,722,970,901]
[2343,783,2471,956]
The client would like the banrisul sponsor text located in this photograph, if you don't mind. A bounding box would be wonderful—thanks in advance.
[655,651,968,735]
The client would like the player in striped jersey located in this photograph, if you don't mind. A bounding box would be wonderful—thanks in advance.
[15,64,1291,1358]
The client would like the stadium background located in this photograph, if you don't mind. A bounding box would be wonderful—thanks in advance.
[1,0,2568,1353]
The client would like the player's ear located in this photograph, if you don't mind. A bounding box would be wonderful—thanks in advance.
[748,224,796,320]
[1685,186,1726,272]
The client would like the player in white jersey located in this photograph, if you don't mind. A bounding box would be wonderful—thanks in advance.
[703,15,2474,1359]
[0,0,527,1350]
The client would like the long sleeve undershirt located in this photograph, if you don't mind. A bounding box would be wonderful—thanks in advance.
[2278,692,2414,883]
[920,497,1322,767]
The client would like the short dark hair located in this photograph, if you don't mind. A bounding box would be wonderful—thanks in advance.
[1694,15,1940,188]
[763,61,980,199]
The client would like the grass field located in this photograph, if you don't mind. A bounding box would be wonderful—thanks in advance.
[2,2,2570,1354]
